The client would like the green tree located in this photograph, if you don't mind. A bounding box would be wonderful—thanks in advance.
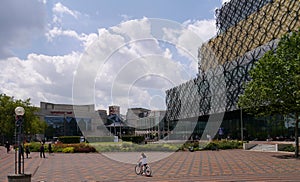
[0,94,47,142]
[238,30,300,157]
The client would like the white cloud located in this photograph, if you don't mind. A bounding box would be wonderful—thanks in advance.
[184,19,216,42]
[73,18,200,113]
[163,48,172,59]
[53,2,80,19]
[45,2,90,44]
[0,52,80,106]
[45,26,99,50]
[50,2,82,35]
[162,19,216,59]
[46,27,84,41]
[111,17,152,40]
[221,0,231,4]
[0,15,218,114]
[161,19,216,77]
[120,14,132,22]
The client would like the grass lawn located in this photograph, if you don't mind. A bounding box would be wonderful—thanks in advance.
[90,141,182,152]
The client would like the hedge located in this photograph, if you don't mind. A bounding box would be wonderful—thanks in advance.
[59,136,81,144]
[24,142,97,153]
[122,135,145,144]
[86,136,114,143]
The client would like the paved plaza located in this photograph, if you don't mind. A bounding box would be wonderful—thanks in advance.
[1,146,300,182]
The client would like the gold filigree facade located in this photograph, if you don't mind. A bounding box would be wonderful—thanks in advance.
[165,0,300,122]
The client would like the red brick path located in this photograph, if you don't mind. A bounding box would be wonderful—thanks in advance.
[1,147,300,182]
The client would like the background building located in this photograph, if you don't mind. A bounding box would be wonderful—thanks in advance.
[108,105,120,115]
[126,108,166,141]
[165,0,300,141]
[39,101,170,142]
[39,102,109,140]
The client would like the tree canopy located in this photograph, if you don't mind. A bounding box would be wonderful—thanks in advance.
[0,94,47,142]
[238,30,300,157]
[238,31,300,115]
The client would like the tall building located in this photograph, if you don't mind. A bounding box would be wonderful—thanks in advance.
[165,0,300,140]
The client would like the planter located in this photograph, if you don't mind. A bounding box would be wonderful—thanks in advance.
[7,174,31,182]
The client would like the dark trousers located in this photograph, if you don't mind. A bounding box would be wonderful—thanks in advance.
[40,151,45,158]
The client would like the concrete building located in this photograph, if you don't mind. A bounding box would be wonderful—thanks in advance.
[39,102,166,141]
[39,102,109,140]
[126,108,151,129]
[126,108,166,140]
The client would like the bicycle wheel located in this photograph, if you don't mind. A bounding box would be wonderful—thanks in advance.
[135,164,141,175]
[145,165,152,176]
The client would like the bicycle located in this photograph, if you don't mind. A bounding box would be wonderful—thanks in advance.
[135,162,152,176]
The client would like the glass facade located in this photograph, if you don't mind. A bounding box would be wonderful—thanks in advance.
[44,116,86,138]
[165,0,300,140]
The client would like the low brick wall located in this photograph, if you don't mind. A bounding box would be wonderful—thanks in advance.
[243,143,257,150]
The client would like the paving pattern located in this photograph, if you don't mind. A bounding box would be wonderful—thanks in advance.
[1,146,300,182]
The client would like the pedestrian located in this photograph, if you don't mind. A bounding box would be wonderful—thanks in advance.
[5,141,10,153]
[48,143,52,155]
[40,143,45,158]
[25,145,30,158]
[20,145,24,158]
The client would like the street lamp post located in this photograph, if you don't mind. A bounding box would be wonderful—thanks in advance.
[240,107,244,142]
[7,106,31,181]
[15,106,25,174]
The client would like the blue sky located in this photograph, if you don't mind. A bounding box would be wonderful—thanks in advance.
[14,0,222,58]
[0,0,229,114]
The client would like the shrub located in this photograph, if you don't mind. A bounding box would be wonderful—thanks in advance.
[204,142,219,150]
[62,147,74,153]
[122,135,145,144]
[24,142,41,152]
[59,136,81,144]
[177,140,242,151]
[86,136,114,143]
[73,143,96,153]
[53,143,64,152]
[281,145,295,152]
[24,142,97,153]
[202,140,243,150]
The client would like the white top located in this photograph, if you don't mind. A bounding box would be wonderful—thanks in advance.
[141,156,147,165]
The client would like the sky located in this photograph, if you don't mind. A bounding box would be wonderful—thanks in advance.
[0,0,230,114]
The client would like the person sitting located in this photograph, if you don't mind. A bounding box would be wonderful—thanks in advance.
[137,152,147,174]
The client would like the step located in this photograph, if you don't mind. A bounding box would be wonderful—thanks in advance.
[250,144,276,152]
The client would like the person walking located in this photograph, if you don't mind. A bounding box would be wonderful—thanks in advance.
[20,145,24,158]
[25,145,30,158]
[5,141,10,153]
[48,143,52,155]
[40,143,45,158]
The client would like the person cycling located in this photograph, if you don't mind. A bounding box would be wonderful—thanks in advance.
[137,152,147,174]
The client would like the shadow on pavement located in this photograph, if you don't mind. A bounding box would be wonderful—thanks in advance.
[272,154,300,160]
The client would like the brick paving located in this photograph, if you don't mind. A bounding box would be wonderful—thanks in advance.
[1,146,300,182]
